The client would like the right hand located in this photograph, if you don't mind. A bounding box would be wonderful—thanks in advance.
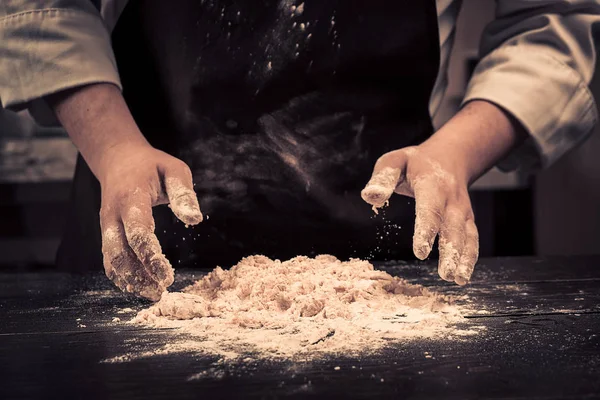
[361,146,479,286]
[98,143,203,301]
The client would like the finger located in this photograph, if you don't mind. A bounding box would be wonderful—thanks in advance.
[412,178,445,260]
[437,207,466,283]
[455,219,479,285]
[103,225,165,301]
[361,150,407,209]
[100,210,164,301]
[120,195,175,288]
[162,162,203,226]
[100,207,128,289]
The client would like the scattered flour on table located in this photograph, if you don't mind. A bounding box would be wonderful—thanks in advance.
[114,255,482,362]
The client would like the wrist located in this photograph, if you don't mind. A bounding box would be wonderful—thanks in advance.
[94,139,153,185]
[48,83,151,181]
[415,140,472,185]
[420,100,527,185]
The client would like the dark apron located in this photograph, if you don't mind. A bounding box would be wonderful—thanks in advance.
[57,0,440,271]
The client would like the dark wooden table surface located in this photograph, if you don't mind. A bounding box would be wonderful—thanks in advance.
[1,256,599,400]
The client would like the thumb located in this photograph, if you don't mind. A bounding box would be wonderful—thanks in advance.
[361,150,407,210]
[163,163,203,226]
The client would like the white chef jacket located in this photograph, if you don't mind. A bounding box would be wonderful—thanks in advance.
[1,0,599,170]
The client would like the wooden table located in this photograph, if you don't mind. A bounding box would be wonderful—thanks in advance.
[1,256,599,399]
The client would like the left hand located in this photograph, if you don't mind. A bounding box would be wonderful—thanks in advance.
[361,101,528,285]
[361,145,478,285]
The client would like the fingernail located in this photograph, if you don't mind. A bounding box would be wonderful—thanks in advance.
[361,186,391,208]
[414,243,431,260]
[173,197,203,225]
[413,233,433,260]
[361,168,401,208]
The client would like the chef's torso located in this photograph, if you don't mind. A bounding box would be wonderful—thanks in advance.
[58,0,440,270]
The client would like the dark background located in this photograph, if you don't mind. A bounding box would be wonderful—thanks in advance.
[0,0,597,270]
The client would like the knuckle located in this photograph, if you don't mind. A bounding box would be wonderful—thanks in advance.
[119,190,144,207]
[414,179,447,205]
[375,151,394,165]
[109,186,138,202]
[460,200,475,219]
[122,206,154,229]
[125,214,154,235]
[168,158,192,175]
[375,149,407,169]
[99,205,113,222]
[450,188,472,208]
[126,229,148,249]
[416,206,443,225]
[461,254,478,268]
[465,220,479,238]
[111,192,136,212]
[469,225,480,239]
[443,206,468,224]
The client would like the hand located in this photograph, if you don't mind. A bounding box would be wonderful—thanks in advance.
[361,100,529,284]
[98,143,203,300]
[361,146,478,285]
[47,84,203,300]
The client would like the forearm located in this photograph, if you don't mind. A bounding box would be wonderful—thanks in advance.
[420,100,527,185]
[47,83,150,180]
[463,1,600,170]
[47,84,201,300]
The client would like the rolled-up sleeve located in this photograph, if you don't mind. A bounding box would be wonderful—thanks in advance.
[462,0,600,171]
[0,0,121,111]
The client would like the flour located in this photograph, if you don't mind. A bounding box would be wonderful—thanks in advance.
[128,255,481,361]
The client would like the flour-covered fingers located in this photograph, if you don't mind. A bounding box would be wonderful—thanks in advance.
[361,150,407,210]
[100,212,163,300]
[121,195,175,288]
[100,208,127,289]
[412,179,445,260]
[162,161,203,226]
[437,208,467,283]
[102,239,128,292]
[455,219,479,285]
